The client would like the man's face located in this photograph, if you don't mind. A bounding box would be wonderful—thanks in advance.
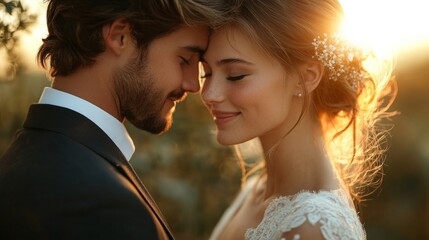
[113,26,208,134]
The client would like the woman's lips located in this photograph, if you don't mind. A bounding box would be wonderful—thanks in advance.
[211,110,240,125]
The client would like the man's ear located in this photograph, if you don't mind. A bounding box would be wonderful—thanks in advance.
[102,18,132,56]
[294,61,324,95]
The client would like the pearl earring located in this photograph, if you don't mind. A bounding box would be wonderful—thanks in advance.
[296,93,303,97]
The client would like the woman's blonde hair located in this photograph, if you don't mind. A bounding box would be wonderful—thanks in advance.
[219,0,396,203]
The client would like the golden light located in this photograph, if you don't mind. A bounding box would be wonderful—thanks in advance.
[339,0,429,59]
[19,0,47,72]
[0,0,47,77]
[9,0,429,74]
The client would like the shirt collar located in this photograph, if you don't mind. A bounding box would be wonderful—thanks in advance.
[38,87,135,161]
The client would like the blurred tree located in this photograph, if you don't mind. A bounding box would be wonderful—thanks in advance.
[0,0,36,79]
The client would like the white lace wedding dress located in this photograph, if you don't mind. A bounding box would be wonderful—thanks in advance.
[209,178,366,240]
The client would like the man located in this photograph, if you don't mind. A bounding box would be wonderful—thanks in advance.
[0,0,224,239]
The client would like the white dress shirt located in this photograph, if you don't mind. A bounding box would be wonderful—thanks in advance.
[38,87,135,161]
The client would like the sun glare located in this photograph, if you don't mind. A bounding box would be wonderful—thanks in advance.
[20,0,47,69]
[339,0,429,59]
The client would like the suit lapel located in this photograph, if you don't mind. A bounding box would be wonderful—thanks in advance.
[24,104,174,239]
[115,162,174,239]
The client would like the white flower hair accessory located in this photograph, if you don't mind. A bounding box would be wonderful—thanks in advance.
[312,33,368,89]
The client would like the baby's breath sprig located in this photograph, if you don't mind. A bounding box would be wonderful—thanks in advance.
[312,33,367,90]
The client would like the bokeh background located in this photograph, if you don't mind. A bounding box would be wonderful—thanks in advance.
[1,1,429,239]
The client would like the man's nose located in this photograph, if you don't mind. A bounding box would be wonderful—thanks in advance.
[182,63,201,93]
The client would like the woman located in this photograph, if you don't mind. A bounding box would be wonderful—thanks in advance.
[201,0,395,239]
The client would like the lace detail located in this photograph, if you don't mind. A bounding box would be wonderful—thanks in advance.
[245,189,366,240]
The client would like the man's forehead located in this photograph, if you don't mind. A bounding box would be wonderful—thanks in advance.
[170,26,209,45]
[148,25,208,54]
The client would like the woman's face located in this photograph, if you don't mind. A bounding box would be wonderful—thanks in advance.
[201,28,300,145]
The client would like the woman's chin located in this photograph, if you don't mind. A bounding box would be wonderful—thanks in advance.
[216,133,248,146]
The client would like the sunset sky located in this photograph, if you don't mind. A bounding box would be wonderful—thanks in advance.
[9,0,429,73]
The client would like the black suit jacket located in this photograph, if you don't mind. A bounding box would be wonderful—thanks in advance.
[0,104,174,240]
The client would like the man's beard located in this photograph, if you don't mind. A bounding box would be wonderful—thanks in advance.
[112,51,183,134]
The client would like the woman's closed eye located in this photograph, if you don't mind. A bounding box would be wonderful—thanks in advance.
[226,74,249,81]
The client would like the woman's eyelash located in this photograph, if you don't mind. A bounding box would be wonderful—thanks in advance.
[227,74,248,81]
[199,73,248,80]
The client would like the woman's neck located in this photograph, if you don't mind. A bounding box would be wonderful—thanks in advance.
[259,113,340,199]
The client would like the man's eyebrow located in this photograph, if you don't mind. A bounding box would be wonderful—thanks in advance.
[182,46,205,55]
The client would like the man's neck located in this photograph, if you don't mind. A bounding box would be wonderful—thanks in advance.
[52,64,121,122]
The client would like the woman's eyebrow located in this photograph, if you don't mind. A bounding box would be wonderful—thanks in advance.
[216,58,254,66]
[200,57,254,66]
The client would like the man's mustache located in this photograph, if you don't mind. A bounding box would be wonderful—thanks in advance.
[168,90,186,102]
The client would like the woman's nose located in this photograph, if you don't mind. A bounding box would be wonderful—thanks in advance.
[201,76,224,105]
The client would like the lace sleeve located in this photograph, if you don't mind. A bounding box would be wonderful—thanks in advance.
[245,190,366,240]
[279,191,365,240]
[279,220,325,240]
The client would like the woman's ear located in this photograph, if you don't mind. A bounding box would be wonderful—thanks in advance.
[102,18,132,56]
[295,61,324,95]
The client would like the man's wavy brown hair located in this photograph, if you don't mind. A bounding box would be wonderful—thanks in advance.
[38,0,227,77]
